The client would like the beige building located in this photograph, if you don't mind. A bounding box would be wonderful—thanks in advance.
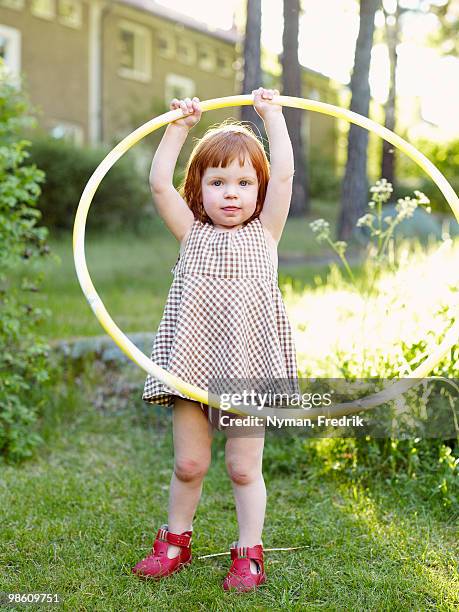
[0,0,338,165]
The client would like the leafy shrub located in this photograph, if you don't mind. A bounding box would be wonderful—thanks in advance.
[303,437,457,510]
[397,137,459,214]
[27,137,151,233]
[0,64,53,462]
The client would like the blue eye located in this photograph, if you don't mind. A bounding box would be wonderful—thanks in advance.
[211,179,252,186]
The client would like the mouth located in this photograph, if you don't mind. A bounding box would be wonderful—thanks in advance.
[222,206,241,213]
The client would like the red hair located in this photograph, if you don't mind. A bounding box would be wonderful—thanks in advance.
[179,121,270,225]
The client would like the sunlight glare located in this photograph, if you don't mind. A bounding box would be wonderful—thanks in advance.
[287,239,459,379]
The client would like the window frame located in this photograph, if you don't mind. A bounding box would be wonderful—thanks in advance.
[0,23,21,81]
[164,73,195,107]
[30,0,56,21]
[157,31,175,60]
[118,19,152,83]
[216,52,232,77]
[197,43,215,72]
[0,0,25,10]
[57,0,82,29]
[49,119,84,146]
[176,38,197,66]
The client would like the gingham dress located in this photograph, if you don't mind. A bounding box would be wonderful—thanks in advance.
[142,217,299,408]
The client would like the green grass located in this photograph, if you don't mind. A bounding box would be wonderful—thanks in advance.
[11,203,338,340]
[1,391,457,611]
[277,199,340,255]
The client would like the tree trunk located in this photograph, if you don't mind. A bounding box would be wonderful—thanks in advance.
[240,0,264,136]
[338,0,380,241]
[282,0,310,217]
[281,0,309,215]
[381,3,401,188]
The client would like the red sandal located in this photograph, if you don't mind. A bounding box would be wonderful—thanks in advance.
[131,524,192,579]
[222,542,267,592]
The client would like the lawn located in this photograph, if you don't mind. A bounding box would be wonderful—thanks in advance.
[1,387,457,611]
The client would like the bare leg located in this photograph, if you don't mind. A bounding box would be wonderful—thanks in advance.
[225,431,266,573]
[166,397,214,558]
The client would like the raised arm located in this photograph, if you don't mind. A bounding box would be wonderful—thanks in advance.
[254,88,295,243]
[149,97,201,242]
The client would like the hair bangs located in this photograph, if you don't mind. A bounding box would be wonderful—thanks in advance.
[199,131,256,170]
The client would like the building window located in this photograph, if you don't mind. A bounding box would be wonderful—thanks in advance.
[0,24,21,80]
[164,73,195,106]
[157,31,175,59]
[198,44,215,72]
[31,0,56,20]
[0,0,25,10]
[49,120,84,146]
[118,20,152,83]
[176,38,196,66]
[58,0,82,29]
[216,53,232,77]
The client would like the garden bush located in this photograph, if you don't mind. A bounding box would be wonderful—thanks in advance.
[27,137,151,233]
[0,63,54,462]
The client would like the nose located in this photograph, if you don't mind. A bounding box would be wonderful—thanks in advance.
[224,187,237,199]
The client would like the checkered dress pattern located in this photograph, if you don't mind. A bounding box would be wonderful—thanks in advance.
[142,217,299,408]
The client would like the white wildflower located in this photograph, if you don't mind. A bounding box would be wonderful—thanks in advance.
[414,190,430,205]
[356,213,374,228]
[309,218,330,241]
[395,196,417,221]
[370,178,393,202]
[310,218,329,232]
[334,241,347,255]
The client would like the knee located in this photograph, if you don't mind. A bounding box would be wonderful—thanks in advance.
[226,460,260,486]
[174,456,210,483]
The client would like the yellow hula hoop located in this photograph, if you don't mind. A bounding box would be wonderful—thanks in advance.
[73,95,459,419]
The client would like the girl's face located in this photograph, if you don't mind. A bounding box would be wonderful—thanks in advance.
[201,158,259,230]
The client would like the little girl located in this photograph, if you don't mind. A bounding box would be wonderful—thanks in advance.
[132,88,299,592]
